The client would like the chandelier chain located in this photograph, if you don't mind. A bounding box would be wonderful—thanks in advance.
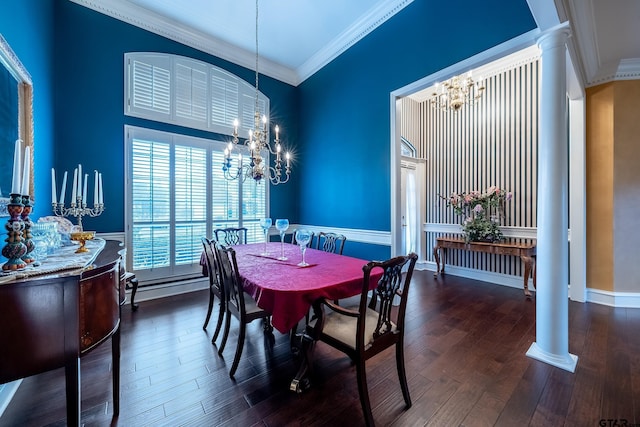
[255,0,259,113]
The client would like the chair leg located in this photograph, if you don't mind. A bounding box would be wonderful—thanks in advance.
[211,299,225,343]
[218,308,231,355]
[396,341,412,408]
[202,289,215,330]
[355,360,374,427]
[229,321,246,378]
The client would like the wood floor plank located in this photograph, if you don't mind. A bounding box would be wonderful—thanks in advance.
[1,271,640,426]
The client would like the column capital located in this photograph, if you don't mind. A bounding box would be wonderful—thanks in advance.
[537,22,571,51]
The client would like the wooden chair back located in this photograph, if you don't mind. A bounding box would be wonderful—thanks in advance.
[308,252,418,426]
[315,232,346,255]
[214,227,248,246]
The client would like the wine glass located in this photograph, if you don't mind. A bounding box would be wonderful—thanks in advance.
[259,218,272,255]
[295,229,312,267]
[275,219,289,260]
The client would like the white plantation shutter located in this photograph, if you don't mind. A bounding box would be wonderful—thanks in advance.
[128,55,171,118]
[175,61,208,124]
[131,138,171,271]
[125,53,269,137]
[211,70,239,129]
[126,126,267,283]
[242,169,267,242]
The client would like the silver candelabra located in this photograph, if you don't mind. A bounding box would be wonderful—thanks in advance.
[52,198,104,231]
[51,165,104,231]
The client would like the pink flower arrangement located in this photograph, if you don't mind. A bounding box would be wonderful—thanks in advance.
[441,187,513,243]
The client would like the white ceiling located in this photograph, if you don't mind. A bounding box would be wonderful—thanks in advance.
[72,0,414,86]
[72,0,640,87]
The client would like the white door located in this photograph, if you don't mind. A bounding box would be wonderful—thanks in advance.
[400,158,424,257]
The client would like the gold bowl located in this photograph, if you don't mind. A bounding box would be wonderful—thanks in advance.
[70,231,95,253]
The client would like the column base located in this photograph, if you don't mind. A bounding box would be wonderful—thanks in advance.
[526,342,578,373]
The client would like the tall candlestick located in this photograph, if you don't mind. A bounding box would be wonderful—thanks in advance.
[82,173,88,204]
[51,168,57,204]
[98,173,103,204]
[21,146,31,196]
[11,140,21,194]
[94,170,98,205]
[60,171,68,205]
[77,164,82,201]
[71,168,78,202]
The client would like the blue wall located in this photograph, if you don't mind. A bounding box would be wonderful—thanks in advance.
[1,0,536,261]
[297,0,536,257]
[52,1,299,232]
[0,0,55,219]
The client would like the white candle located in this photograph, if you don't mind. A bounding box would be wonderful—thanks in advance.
[83,173,88,204]
[60,171,68,205]
[11,140,21,194]
[286,152,291,168]
[94,170,98,205]
[275,125,279,140]
[98,173,103,204]
[51,168,57,204]
[71,168,78,202]
[77,164,82,201]
[21,146,31,196]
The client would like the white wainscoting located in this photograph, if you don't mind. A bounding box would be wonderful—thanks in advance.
[98,228,639,308]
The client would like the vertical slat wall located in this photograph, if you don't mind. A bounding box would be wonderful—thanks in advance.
[422,59,539,276]
[400,97,423,158]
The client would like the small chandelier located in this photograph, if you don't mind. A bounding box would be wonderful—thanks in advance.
[430,72,485,112]
[222,0,291,185]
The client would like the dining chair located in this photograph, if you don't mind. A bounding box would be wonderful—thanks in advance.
[315,231,346,255]
[201,237,226,345]
[214,227,248,246]
[306,252,418,426]
[214,242,273,378]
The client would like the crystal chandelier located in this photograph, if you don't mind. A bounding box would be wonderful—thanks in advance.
[222,0,291,185]
[430,72,485,112]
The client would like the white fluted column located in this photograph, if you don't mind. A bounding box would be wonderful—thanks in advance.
[526,23,578,373]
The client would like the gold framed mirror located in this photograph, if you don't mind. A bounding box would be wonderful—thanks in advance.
[0,33,33,216]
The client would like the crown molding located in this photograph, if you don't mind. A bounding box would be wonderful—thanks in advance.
[296,0,414,83]
[587,58,640,87]
[69,0,413,87]
[69,0,298,86]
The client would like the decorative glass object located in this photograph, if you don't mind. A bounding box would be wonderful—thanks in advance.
[295,229,312,267]
[275,219,289,260]
[259,218,272,255]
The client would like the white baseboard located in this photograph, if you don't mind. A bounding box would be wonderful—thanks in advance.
[128,276,209,305]
[421,260,534,291]
[0,380,22,418]
[585,288,640,308]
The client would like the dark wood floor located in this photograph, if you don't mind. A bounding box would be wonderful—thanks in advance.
[1,271,639,426]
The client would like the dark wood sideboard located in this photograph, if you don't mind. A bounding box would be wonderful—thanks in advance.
[0,240,126,426]
[433,236,537,297]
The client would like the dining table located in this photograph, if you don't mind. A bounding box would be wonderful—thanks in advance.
[202,241,382,391]
[232,242,380,334]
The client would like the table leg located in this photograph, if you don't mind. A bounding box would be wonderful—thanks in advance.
[433,245,443,277]
[521,256,535,298]
[289,332,314,393]
[289,302,323,393]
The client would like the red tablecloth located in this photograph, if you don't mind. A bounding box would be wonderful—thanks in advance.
[226,242,380,334]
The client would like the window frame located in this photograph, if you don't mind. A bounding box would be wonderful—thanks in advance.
[124,125,270,284]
